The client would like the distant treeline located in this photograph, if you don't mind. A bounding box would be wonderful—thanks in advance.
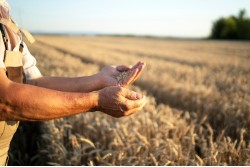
[210,9,250,40]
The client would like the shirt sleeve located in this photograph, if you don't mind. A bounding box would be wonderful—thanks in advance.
[22,42,43,80]
[0,36,42,80]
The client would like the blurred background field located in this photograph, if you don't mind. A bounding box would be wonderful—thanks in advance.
[6,0,250,165]
[9,36,250,165]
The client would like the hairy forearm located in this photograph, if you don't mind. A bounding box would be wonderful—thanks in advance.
[26,74,103,92]
[0,82,98,121]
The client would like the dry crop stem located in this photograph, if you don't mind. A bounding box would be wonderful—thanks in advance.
[8,36,250,165]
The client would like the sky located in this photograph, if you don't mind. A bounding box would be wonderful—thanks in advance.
[7,0,250,38]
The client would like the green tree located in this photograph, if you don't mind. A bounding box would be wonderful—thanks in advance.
[238,9,246,20]
[210,9,250,40]
[237,9,250,39]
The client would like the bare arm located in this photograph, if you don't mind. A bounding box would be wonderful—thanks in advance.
[0,69,146,121]
[26,62,145,92]
[0,69,98,121]
[26,74,103,93]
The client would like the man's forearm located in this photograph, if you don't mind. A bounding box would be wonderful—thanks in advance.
[26,74,104,92]
[0,82,98,121]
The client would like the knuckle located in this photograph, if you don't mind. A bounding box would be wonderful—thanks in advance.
[114,94,120,101]
[125,103,131,110]
[121,103,129,111]
[117,94,123,101]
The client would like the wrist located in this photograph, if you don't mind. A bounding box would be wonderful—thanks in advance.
[88,91,99,112]
[76,74,104,92]
[93,73,105,89]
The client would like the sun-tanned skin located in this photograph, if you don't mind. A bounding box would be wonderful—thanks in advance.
[26,62,144,93]
[0,62,147,121]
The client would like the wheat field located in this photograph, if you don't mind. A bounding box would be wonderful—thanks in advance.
[9,36,250,165]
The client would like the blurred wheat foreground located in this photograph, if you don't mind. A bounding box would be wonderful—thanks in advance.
[10,36,250,165]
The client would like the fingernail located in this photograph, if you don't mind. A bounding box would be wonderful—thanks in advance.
[136,93,142,99]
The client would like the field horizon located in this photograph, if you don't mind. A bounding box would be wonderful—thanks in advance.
[31,32,210,40]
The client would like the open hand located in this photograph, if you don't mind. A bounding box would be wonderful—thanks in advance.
[99,61,145,87]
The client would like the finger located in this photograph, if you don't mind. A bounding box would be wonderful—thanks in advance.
[122,68,138,86]
[116,65,131,72]
[124,96,147,112]
[131,62,146,83]
[121,88,143,100]
[130,62,141,71]
[125,100,147,116]
[115,97,146,117]
[130,62,145,78]
[123,62,145,86]
[124,101,146,116]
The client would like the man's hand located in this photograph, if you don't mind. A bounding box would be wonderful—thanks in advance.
[95,86,146,118]
[98,61,145,88]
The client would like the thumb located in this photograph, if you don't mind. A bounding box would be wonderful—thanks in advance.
[122,68,138,86]
[122,89,143,100]
[116,65,131,72]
